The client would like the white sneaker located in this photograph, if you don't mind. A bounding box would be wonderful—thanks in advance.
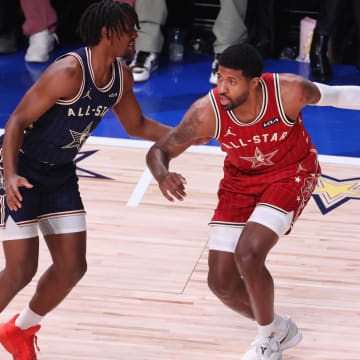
[276,316,303,350]
[209,53,220,85]
[129,51,159,82]
[243,335,281,360]
[242,316,302,360]
[25,29,58,63]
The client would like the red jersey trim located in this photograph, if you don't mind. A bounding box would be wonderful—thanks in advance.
[209,90,221,139]
[310,147,320,170]
[273,73,296,127]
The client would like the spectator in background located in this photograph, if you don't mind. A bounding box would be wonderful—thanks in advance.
[310,0,360,83]
[0,0,57,62]
[210,0,248,84]
[310,0,340,83]
[0,0,21,54]
[130,0,248,85]
[129,0,167,82]
[20,0,59,63]
[0,0,135,62]
[22,0,135,63]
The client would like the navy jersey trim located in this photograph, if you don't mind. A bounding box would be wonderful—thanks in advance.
[274,73,296,126]
[228,77,267,126]
[85,47,115,92]
[56,52,85,105]
[16,219,38,227]
[114,60,124,105]
[209,90,221,139]
[38,209,86,221]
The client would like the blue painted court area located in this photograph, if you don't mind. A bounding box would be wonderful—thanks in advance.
[1,44,360,157]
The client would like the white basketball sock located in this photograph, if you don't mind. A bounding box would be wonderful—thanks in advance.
[257,318,276,341]
[15,304,43,330]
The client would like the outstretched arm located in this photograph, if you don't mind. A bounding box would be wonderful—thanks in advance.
[112,64,171,141]
[146,95,215,202]
[279,73,360,119]
[310,82,360,110]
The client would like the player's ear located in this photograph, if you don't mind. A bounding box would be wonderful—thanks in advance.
[249,76,260,90]
[101,26,109,40]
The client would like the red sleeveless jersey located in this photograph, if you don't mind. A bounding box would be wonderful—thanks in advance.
[209,73,314,174]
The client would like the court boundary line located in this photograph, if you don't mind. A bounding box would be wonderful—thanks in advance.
[87,135,360,165]
[0,128,358,165]
[86,136,360,207]
[1,128,358,207]
[126,167,152,207]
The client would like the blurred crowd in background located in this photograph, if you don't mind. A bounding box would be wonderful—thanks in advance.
[0,0,359,84]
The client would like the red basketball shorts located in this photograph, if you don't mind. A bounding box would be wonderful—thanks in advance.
[210,148,321,233]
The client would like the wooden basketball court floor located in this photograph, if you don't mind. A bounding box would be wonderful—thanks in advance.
[0,140,359,360]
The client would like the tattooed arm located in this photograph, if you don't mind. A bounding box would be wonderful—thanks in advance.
[279,73,321,120]
[146,95,216,202]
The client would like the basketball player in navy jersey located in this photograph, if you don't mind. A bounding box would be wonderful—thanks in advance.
[0,1,172,359]
[147,43,360,360]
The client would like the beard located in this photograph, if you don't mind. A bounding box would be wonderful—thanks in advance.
[219,90,249,111]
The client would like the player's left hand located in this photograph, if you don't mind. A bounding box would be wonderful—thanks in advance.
[159,172,187,202]
[5,174,33,211]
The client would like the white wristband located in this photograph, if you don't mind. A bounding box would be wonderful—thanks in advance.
[312,82,360,110]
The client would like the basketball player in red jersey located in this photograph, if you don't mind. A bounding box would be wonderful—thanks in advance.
[146,43,360,360]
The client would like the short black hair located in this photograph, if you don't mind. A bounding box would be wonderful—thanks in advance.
[78,0,139,46]
[218,43,264,79]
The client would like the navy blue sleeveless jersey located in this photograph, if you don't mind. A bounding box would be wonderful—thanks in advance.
[0,47,125,228]
[20,47,124,164]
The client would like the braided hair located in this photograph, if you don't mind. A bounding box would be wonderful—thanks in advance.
[78,0,139,46]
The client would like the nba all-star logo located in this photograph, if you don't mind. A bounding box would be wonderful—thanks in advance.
[312,174,360,214]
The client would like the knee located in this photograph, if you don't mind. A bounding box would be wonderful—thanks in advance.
[234,247,263,277]
[6,261,38,292]
[57,258,87,288]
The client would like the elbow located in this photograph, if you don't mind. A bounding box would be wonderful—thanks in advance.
[125,115,147,139]
[125,125,142,138]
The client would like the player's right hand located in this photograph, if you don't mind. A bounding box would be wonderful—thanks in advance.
[159,172,187,202]
[5,175,33,211]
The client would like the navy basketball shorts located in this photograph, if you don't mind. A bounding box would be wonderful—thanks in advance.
[0,151,86,241]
